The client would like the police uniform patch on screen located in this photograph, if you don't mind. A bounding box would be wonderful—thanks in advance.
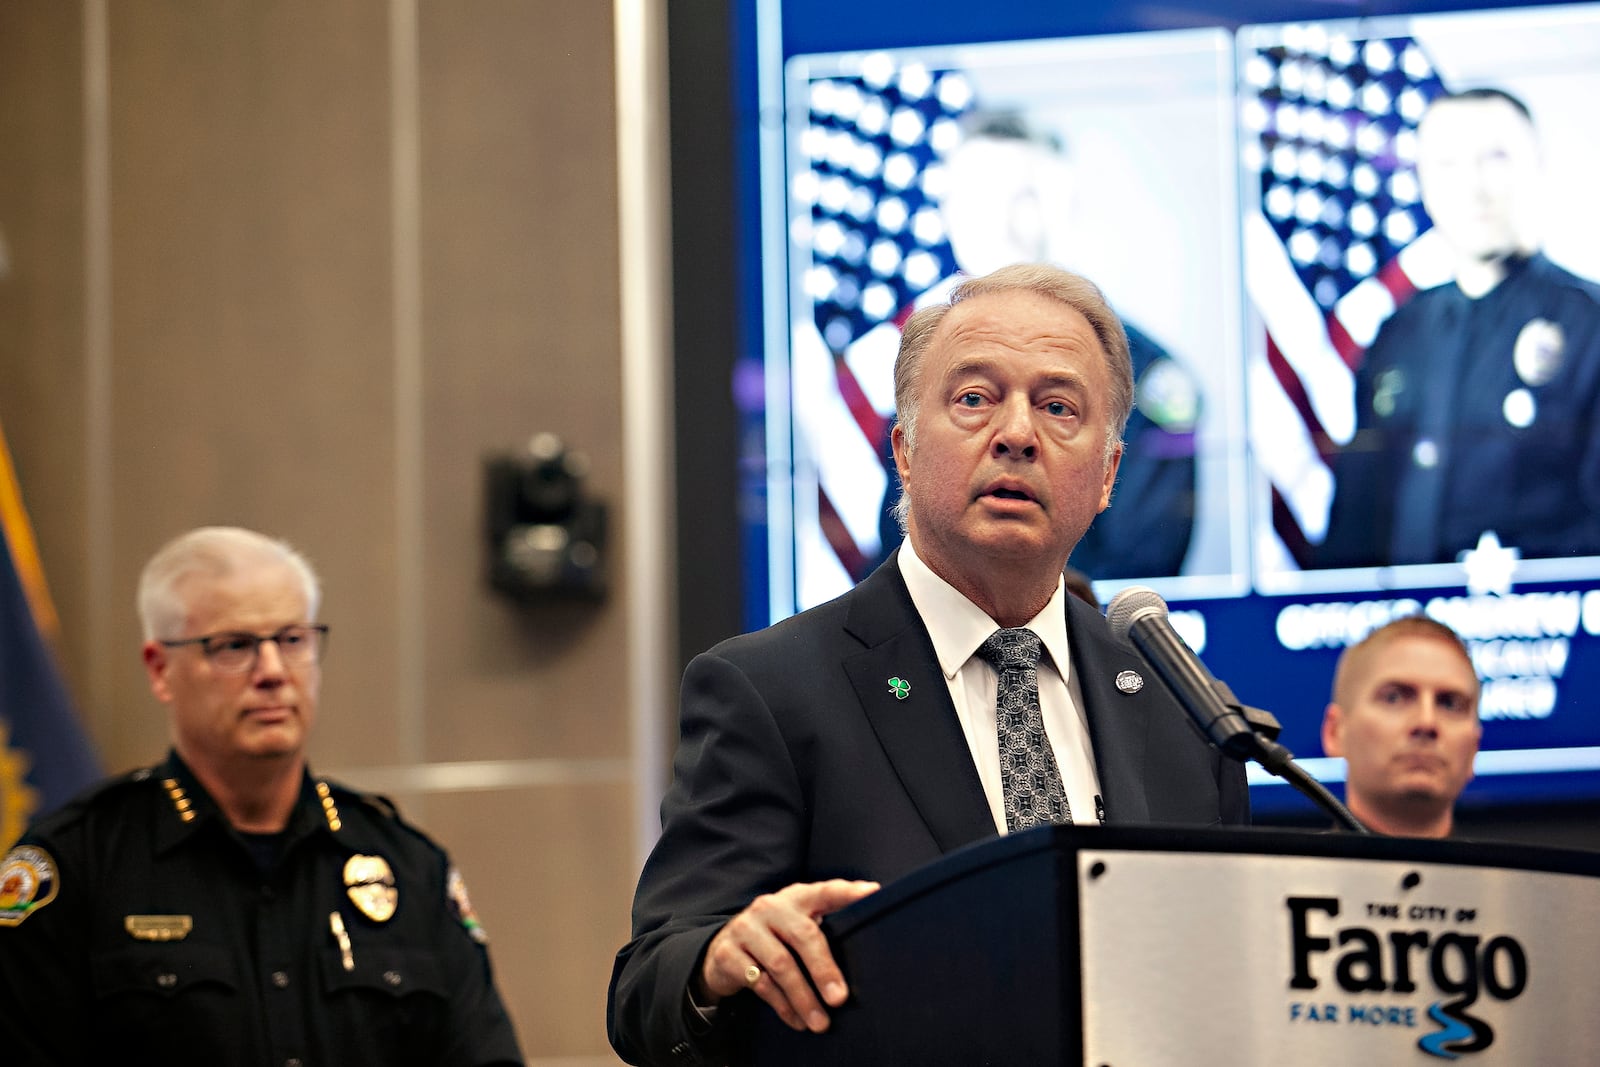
[0,845,59,927]
[447,866,489,945]
[1513,318,1564,387]
[1373,368,1405,418]
[1135,358,1200,432]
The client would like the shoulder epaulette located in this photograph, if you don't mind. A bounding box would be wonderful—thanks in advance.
[80,765,161,805]
[20,765,156,835]
[359,793,400,820]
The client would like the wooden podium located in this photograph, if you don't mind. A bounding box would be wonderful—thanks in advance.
[754,825,1600,1065]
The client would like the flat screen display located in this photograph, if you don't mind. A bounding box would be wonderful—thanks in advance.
[732,0,1600,816]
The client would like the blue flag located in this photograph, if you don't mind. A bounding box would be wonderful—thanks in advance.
[0,425,100,848]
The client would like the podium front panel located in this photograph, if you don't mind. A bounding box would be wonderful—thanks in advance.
[1079,848,1600,1065]
[757,834,1072,1065]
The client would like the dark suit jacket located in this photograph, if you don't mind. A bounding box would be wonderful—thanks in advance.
[606,553,1249,1066]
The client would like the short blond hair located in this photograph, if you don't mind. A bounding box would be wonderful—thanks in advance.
[1332,615,1478,711]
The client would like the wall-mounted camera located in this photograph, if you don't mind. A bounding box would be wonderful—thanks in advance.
[485,433,607,602]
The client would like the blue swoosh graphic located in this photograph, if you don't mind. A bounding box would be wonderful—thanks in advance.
[1419,1000,1496,1059]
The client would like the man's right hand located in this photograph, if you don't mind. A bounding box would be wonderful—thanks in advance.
[696,879,880,1032]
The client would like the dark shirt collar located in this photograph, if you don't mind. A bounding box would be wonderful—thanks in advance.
[150,750,376,857]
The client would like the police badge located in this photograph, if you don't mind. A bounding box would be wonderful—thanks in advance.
[1513,318,1564,387]
[344,854,398,922]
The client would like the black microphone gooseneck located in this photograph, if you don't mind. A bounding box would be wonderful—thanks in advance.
[1106,586,1367,833]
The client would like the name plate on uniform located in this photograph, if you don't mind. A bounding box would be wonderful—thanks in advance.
[125,914,193,941]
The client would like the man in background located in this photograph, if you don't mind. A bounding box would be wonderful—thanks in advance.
[1321,88,1600,567]
[608,264,1247,1067]
[1321,615,1481,837]
[0,526,524,1066]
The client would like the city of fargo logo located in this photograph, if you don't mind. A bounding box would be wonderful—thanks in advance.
[1285,892,1529,1059]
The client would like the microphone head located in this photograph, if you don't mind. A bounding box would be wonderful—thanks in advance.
[1105,585,1167,643]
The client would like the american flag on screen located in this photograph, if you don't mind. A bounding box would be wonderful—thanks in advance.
[1241,27,1453,566]
[789,61,968,598]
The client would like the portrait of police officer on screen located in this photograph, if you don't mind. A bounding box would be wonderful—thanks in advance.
[1319,88,1600,569]
[934,112,1202,580]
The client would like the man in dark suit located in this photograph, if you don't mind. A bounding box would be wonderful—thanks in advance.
[607,264,1249,1067]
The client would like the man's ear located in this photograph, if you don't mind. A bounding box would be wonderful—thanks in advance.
[1097,441,1123,512]
[891,421,912,489]
[1320,703,1345,757]
[142,641,174,704]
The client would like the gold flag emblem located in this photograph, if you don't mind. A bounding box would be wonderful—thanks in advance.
[344,853,398,922]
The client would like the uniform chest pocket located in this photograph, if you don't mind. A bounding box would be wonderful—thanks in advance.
[89,941,245,1057]
[318,945,447,1000]
[91,941,240,1000]
[318,946,451,1057]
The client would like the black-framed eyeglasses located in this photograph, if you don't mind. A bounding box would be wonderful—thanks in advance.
[160,624,329,675]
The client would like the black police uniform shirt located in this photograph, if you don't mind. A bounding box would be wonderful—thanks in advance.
[1321,253,1600,568]
[0,751,524,1067]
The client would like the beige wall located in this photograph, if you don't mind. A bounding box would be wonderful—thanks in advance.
[0,2,664,1062]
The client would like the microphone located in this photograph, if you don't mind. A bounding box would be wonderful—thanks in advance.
[1105,586,1258,759]
[1105,585,1369,832]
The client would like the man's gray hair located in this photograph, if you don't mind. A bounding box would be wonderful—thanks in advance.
[137,526,321,640]
[890,263,1134,532]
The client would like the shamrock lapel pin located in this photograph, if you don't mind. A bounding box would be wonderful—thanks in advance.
[887,676,911,700]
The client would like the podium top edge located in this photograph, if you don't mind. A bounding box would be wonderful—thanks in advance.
[823,824,1600,940]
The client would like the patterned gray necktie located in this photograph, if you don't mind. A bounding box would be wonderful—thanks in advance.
[978,627,1072,832]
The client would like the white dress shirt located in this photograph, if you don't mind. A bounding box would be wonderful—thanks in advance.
[898,541,1104,832]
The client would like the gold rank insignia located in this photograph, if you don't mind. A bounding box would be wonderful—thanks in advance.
[125,914,194,941]
[0,845,59,927]
[344,853,398,922]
